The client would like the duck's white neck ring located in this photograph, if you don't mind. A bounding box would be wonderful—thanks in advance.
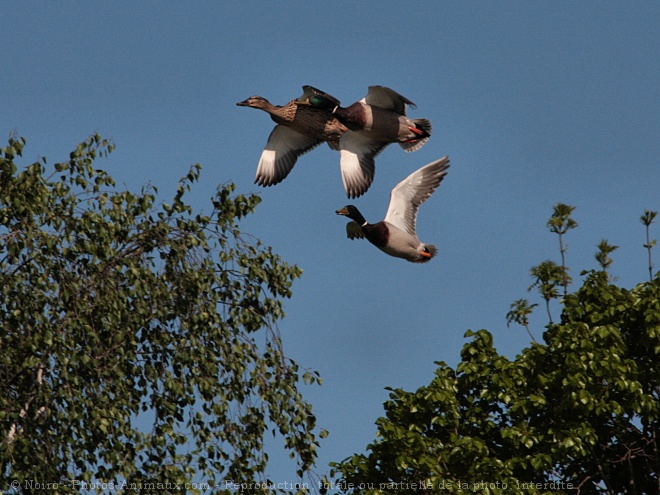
[332,105,339,114]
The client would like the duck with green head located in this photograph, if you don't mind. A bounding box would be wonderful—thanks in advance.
[299,85,432,199]
[336,156,450,263]
[237,86,347,188]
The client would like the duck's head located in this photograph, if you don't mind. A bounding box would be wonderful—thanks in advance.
[336,205,366,224]
[236,96,270,108]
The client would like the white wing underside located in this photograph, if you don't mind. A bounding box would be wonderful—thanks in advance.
[254,125,321,186]
[383,156,450,236]
[339,131,388,198]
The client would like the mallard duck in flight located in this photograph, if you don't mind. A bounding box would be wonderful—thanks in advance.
[336,156,449,263]
[299,85,432,199]
[237,86,347,188]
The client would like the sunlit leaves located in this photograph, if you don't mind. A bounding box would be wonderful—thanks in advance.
[0,135,320,493]
[641,209,657,281]
[506,299,538,343]
[332,212,660,495]
[528,260,565,323]
[594,239,618,272]
[547,203,578,236]
[547,203,577,296]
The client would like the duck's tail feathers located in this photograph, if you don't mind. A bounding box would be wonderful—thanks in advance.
[400,119,432,152]
[421,244,438,260]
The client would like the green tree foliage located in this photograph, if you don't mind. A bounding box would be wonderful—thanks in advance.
[528,260,564,324]
[547,203,577,296]
[330,207,660,495]
[0,134,323,492]
[506,299,538,343]
[641,210,657,281]
[594,239,618,273]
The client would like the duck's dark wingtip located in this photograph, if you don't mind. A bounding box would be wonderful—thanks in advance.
[346,188,367,199]
[254,177,275,187]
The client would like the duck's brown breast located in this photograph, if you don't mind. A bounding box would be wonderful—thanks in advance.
[362,222,389,248]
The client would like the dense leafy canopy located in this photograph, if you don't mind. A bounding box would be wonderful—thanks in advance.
[0,135,323,492]
[3,134,658,494]
[330,207,660,494]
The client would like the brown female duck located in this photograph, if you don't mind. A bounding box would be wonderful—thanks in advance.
[237,86,347,188]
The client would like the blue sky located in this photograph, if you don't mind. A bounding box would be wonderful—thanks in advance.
[3,1,660,486]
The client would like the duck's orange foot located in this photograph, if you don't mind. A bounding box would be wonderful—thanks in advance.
[411,250,433,263]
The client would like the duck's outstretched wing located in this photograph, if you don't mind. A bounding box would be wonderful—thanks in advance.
[363,86,416,115]
[338,131,388,198]
[383,156,450,236]
[345,221,365,240]
[254,125,321,187]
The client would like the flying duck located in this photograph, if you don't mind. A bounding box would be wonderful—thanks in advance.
[336,156,450,263]
[299,85,432,199]
[237,86,347,188]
